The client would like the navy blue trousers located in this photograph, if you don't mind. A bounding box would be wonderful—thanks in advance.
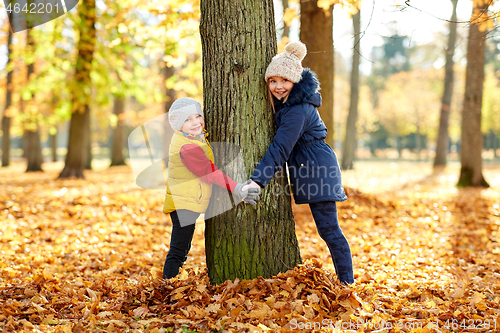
[309,201,354,284]
[163,210,199,279]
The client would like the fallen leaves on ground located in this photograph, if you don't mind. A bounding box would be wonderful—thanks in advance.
[1,161,499,332]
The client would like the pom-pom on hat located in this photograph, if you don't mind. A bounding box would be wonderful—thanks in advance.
[168,97,204,131]
[265,41,307,83]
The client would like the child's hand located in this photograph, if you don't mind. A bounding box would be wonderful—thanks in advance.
[242,180,261,193]
[234,180,261,206]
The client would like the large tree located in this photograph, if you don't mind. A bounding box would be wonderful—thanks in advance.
[2,13,14,168]
[342,9,361,171]
[200,0,301,284]
[434,0,458,169]
[58,0,97,178]
[457,1,490,187]
[24,30,43,172]
[300,0,335,147]
[110,96,126,166]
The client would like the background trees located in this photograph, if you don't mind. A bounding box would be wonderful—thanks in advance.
[0,1,498,200]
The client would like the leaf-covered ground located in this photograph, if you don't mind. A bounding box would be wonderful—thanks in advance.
[1,161,499,332]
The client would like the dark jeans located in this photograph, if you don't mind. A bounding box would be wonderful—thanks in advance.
[309,201,354,284]
[162,210,200,279]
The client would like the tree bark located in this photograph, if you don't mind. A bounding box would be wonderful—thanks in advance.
[25,128,43,171]
[434,0,458,169]
[50,130,57,162]
[396,135,402,158]
[200,0,301,284]
[25,30,44,172]
[58,0,96,179]
[416,129,422,161]
[2,15,14,168]
[85,112,92,170]
[492,130,498,158]
[164,65,176,113]
[110,96,126,166]
[342,10,360,171]
[457,3,490,187]
[282,0,290,39]
[300,0,335,147]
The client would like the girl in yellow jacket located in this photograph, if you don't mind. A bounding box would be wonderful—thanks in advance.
[163,97,260,279]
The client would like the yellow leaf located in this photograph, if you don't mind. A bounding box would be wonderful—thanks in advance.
[307,293,320,304]
[280,290,290,297]
[43,268,53,280]
[283,8,298,26]
[257,323,272,331]
[230,306,243,317]
[248,303,270,320]
[475,301,488,311]
[425,300,436,308]
[317,0,334,10]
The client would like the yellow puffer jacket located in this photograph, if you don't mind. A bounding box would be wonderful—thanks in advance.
[163,131,214,214]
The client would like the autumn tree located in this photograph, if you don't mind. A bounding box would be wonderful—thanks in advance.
[2,13,14,168]
[200,0,301,284]
[24,30,43,172]
[457,0,492,187]
[434,0,458,169]
[482,72,500,158]
[300,0,335,146]
[377,70,440,158]
[342,7,361,170]
[58,0,97,178]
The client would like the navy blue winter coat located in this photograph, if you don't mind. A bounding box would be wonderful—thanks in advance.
[251,68,347,204]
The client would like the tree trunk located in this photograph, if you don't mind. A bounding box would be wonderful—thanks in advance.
[50,130,57,162]
[282,0,290,39]
[342,10,360,171]
[58,0,96,179]
[492,131,498,158]
[416,130,422,161]
[1,16,14,168]
[300,0,335,147]
[488,130,495,156]
[434,0,458,169]
[25,128,43,171]
[397,135,402,158]
[25,31,44,172]
[85,112,92,170]
[164,65,176,113]
[200,0,301,284]
[457,3,490,187]
[110,96,126,166]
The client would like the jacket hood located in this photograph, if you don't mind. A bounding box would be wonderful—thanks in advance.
[282,68,321,108]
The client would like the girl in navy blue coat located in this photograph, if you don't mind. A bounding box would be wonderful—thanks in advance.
[247,42,354,284]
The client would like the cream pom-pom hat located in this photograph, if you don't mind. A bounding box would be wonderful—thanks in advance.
[264,41,307,83]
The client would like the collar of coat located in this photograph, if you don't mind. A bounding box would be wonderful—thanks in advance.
[274,68,322,109]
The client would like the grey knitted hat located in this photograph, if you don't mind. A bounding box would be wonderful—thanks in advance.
[265,41,307,83]
[168,97,204,131]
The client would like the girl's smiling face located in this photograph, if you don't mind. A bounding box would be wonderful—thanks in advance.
[181,114,205,135]
[268,76,294,101]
